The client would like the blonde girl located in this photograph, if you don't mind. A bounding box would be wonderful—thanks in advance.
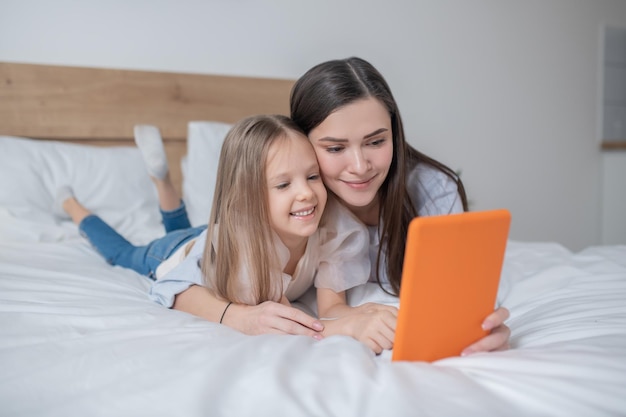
[147,115,395,352]
[58,115,393,351]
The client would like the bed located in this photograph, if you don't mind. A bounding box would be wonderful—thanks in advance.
[1,62,625,417]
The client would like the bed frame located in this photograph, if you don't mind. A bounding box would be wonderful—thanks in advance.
[0,61,294,194]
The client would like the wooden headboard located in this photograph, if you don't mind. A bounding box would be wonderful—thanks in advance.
[0,62,295,193]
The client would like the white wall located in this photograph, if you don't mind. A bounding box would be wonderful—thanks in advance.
[2,0,626,250]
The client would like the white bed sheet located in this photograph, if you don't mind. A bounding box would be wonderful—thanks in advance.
[1,214,625,417]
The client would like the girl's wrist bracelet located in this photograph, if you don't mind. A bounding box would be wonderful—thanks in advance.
[219,301,233,324]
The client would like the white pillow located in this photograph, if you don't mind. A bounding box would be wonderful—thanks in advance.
[182,121,232,226]
[0,136,163,243]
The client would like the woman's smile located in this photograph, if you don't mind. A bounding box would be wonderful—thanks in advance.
[341,175,377,190]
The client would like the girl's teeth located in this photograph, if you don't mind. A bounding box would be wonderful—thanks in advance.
[291,208,314,216]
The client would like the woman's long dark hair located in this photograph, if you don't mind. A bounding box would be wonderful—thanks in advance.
[290,57,468,295]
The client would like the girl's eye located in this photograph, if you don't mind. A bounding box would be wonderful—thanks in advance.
[308,173,321,181]
[276,183,289,190]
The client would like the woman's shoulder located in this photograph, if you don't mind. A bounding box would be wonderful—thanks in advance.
[406,162,463,216]
[408,161,456,181]
[407,162,458,194]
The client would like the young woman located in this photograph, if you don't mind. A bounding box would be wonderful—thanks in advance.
[56,116,396,352]
[289,57,510,355]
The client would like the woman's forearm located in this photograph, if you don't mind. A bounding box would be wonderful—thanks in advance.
[316,288,354,319]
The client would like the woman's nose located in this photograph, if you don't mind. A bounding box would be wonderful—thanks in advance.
[348,149,370,175]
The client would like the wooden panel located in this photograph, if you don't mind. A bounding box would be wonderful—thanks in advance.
[0,62,294,140]
[0,61,295,194]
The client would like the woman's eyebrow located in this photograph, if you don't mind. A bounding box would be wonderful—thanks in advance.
[317,136,348,143]
[316,128,388,143]
[363,128,388,139]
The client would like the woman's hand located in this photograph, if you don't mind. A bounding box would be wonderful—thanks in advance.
[461,307,511,356]
[322,303,398,354]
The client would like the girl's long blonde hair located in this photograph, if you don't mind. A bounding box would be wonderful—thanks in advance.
[201,114,306,305]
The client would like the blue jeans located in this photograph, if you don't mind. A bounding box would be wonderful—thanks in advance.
[79,201,206,279]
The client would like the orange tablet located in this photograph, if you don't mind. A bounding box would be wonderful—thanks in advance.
[392,209,511,362]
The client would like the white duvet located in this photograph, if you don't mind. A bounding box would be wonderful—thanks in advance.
[0,135,625,416]
[1,227,625,416]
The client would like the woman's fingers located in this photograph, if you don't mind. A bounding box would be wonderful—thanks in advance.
[489,324,512,351]
[347,309,397,354]
[460,307,511,356]
[364,338,384,355]
[482,307,510,331]
[461,323,511,356]
[354,302,398,316]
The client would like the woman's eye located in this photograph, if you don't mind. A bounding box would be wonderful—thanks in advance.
[368,138,386,147]
[326,146,343,153]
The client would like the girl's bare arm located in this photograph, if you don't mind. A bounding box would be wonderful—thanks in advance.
[173,285,324,338]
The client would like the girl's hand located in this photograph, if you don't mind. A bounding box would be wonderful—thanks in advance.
[223,301,324,340]
[461,307,511,356]
[322,304,398,354]
[172,285,323,339]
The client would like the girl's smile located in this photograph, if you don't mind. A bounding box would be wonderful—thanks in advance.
[290,206,317,218]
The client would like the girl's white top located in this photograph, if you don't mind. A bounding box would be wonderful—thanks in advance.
[149,197,370,307]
